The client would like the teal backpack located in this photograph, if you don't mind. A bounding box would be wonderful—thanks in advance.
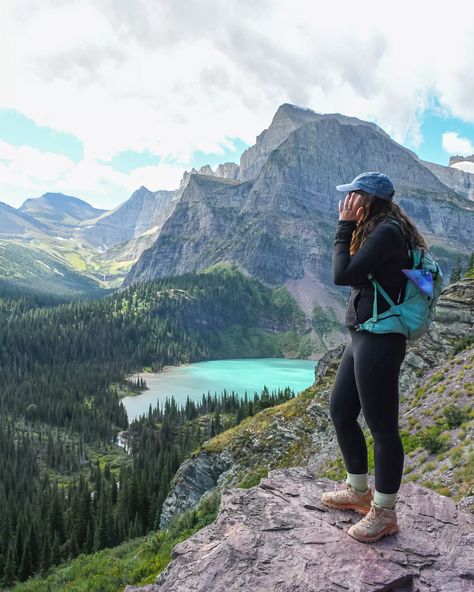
[355,219,444,340]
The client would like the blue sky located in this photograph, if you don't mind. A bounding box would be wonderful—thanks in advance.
[3,106,474,171]
[1,106,473,210]
[1,1,474,209]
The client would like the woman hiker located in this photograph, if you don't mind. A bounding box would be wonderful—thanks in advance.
[320,171,428,543]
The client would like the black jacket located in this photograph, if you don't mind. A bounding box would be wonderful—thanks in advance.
[333,219,412,329]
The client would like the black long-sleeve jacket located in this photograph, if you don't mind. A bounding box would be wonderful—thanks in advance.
[333,219,412,329]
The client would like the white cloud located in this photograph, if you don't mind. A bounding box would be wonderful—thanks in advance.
[442,132,474,156]
[0,140,184,209]
[1,0,474,204]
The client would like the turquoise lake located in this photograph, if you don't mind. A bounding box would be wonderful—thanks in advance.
[122,358,317,422]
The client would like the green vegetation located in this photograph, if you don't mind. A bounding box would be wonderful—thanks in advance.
[443,404,468,428]
[0,240,108,298]
[0,267,307,587]
[311,304,344,336]
[419,428,449,454]
[11,490,221,592]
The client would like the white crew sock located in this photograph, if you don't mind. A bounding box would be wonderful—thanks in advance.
[346,472,369,492]
[374,490,397,510]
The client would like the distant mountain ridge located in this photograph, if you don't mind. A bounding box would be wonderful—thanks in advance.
[19,192,105,227]
[0,201,50,237]
[1,103,474,314]
[76,186,176,251]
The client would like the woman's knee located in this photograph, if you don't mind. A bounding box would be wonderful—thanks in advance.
[329,396,358,429]
[370,429,403,450]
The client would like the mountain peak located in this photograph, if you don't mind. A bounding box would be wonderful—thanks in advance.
[272,102,320,123]
[18,192,105,225]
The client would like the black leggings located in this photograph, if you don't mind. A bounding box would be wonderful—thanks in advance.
[329,328,407,494]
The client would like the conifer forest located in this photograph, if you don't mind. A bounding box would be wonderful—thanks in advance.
[0,268,304,585]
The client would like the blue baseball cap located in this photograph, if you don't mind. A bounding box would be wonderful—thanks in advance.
[336,172,395,201]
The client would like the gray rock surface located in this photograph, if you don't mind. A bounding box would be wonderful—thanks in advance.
[125,467,474,592]
[159,450,235,529]
[77,186,176,250]
[449,154,474,166]
[421,159,474,201]
[238,103,394,181]
[215,162,240,179]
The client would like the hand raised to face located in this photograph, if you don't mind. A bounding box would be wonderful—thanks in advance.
[338,192,365,222]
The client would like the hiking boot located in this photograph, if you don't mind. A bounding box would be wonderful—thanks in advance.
[320,482,373,515]
[347,500,399,543]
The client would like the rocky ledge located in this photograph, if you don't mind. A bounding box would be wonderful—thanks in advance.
[125,466,474,592]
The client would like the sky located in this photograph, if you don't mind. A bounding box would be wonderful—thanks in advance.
[1,0,474,210]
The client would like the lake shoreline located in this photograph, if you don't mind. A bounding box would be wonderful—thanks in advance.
[121,357,317,423]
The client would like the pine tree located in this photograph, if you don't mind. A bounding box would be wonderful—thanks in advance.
[40,536,51,574]
[3,542,17,586]
[50,533,60,567]
[450,255,463,283]
[19,538,33,581]
[465,252,474,276]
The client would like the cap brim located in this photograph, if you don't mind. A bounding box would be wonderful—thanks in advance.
[336,183,357,192]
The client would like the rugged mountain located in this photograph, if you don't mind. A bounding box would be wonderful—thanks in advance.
[125,105,474,354]
[215,162,240,179]
[19,192,105,235]
[76,186,176,250]
[450,154,474,165]
[421,159,474,201]
[237,102,395,181]
[0,200,50,237]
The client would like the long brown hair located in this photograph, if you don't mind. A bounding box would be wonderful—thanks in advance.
[350,192,428,256]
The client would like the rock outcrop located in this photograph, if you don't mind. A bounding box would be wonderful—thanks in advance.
[159,450,235,529]
[398,276,474,393]
[125,467,474,592]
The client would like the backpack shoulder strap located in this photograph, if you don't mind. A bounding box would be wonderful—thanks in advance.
[383,218,413,253]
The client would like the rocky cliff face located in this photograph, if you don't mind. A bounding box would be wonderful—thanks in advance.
[159,450,234,529]
[421,159,474,201]
[124,106,474,357]
[77,187,176,250]
[237,103,392,181]
[125,468,474,592]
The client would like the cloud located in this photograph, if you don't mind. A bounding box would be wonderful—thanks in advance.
[442,132,474,156]
[0,140,184,209]
[1,0,474,204]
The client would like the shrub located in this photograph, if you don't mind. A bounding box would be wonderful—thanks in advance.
[443,405,466,429]
[419,428,448,454]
